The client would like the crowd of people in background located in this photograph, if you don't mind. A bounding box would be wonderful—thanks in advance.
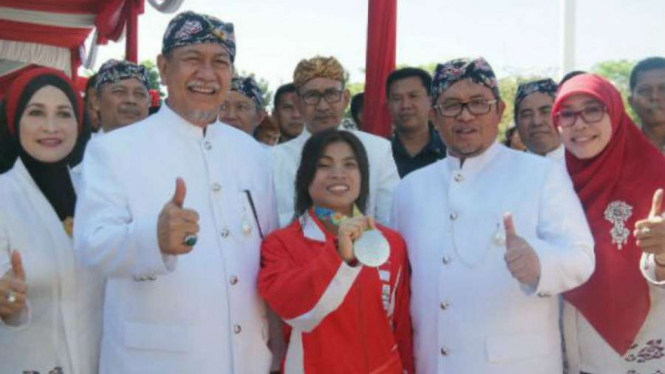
[1,9,665,374]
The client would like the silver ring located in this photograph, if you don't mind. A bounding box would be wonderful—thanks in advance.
[184,234,198,247]
[6,291,16,304]
[641,227,651,235]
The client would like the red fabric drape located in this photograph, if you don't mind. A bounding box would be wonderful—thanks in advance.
[0,0,99,13]
[363,0,397,138]
[95,0,144,62]
[0,20,90,48]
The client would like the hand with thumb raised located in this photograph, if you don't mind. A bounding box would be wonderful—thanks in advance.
[503,213,541,288]
[634,189,665,265]
[158,178,201,255]
[0,250,28,322]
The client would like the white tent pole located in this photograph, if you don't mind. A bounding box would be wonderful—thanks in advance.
[560,0,576,78]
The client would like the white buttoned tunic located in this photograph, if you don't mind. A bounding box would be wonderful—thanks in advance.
[74,105,278,374]
[391,142,595,374]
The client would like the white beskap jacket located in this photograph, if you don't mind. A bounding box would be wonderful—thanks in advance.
[74,105,278,374]
[392,142,595,374]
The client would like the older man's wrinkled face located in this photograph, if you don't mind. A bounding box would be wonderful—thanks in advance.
[431,79,504,160]
[297,78,350,134]
[158,43,233,127]
[219,91,265,134]
[96,78,150,133]
[516,92,560,155]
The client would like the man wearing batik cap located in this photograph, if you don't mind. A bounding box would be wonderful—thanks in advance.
[514,78,563,161]
[391,57,595,374]
[92,59,151,134]
[74,11,278,374]
[272,55,399,227]
[220,75,266,134]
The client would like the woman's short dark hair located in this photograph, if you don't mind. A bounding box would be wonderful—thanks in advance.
[294,129,370,218]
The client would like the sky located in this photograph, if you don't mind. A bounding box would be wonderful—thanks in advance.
[90,0,665,95]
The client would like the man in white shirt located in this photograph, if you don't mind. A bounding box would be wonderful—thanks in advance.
[272,56,399,227]
[391,57,595,374]
[514,78,564,162]
[74,11,277,374]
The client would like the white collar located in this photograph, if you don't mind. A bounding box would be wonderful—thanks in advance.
[161,103,209,140]
[300,211,326,242]
[445,141,502,174]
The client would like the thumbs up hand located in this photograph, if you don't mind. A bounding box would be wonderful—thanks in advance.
[158,178,200,255]
[0,250,28,322]
[634,189,665,264]
[503,213,541,288]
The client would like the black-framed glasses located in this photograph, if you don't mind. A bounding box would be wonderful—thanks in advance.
[433,99,498,117]
[300,89,343,105]
[555,105,606,128]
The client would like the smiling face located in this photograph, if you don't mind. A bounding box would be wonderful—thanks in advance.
[308,141,360,217]
[19,86,78,163]
[96,78,150,132]
[432,79,505,160]
[559,94,613,160]
[516,92,560,155]
[219,90,265,134]
[157,43,233,127]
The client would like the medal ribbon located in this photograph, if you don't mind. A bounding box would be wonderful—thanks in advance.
[313,205,362,231]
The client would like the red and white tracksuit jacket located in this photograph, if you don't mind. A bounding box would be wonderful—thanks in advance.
[259,212,414,374]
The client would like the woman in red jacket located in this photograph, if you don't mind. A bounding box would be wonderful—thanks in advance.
[259,129,414,374]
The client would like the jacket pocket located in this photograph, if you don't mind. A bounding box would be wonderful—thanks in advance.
[123,321,190,353]
[486,332,556,363]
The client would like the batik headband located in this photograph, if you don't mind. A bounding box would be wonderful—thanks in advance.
[162,11,236,62]
[293,56,347,89]
[514,78,558,111]
[95,59,150,91]
[231,76,264,109]
[431,57,499,103]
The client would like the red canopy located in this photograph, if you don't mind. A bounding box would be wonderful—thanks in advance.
[0,0,145,95]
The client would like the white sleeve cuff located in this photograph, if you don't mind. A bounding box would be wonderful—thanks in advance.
[641,253,665,287]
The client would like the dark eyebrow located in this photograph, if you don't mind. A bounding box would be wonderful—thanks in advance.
[537,105,553,111]
[25,103,45,109]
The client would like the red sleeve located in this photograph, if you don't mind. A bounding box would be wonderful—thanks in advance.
[258,229,348,320]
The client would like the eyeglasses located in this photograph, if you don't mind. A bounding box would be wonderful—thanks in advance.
[555,105,606,128]
[300,89,343,106]
[433,99,498,117]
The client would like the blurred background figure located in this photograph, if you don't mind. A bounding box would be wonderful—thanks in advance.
[350,92,364,129]
[629,57,665,153]
[272,83,304,143]
[254,115,281,146]
[504,124,527,151]
[220,75,266,135]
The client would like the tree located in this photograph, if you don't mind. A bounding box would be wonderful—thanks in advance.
[140,60,165,103]
[591,59,637,122]
[237,71,273,110]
